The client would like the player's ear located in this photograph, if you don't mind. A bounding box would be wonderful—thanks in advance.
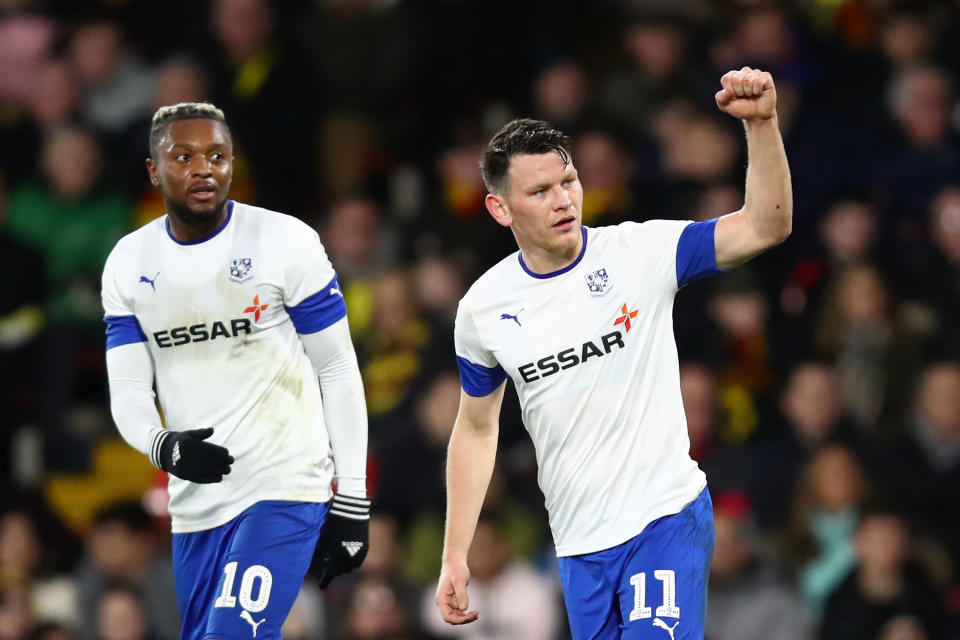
[146,156,160,187]
[485,193,512,228]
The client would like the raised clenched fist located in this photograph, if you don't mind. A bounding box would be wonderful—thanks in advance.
[715,66,777,121]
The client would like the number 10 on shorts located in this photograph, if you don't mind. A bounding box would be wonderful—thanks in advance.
[214,561,273,613]
[628,570,680,621]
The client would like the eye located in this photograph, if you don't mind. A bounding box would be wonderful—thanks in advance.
[563,178,574,185]
[534,188,546,196]
[211,152,225,162]
[176,153,190,162]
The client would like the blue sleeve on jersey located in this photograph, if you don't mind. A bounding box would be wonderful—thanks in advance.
[286,274,348,334]
[457,356,508,397]
[676,219,728,288]
[104,315,147,350]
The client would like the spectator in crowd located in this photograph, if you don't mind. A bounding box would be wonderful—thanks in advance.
[681,361,744,496]
[0,0,55,106]
[532,59,592,132]
[0,508,74,627]
[783,444,869,614]
[597,15,699,140]
[410,253,467,328]
[864,361,960,573]
[343,577,419,640]
[572,128,637,225]
[5,125,128,467]
[0,57,81,186]
[95,585,151,640]
[207,0,316,214]
[431,133,508,258]
[376,371,460,519]
[819,506,942,640]
[357,268,432,421]
[74,503,177,640]
[878,8,937,71]
[813,262,933,432]
[704,271,774,443]
[319,196,399,336]
[707,492,813,640]
[906,186,960,350]
[5,127,127,320]
[877,615,930,640]
[280,586,326,640]
[0,579,31,640]
[0,175,45,455]
[746,361,856,529]
[322,197,397,286]
[68,18,156,138]
[879,65,960,220]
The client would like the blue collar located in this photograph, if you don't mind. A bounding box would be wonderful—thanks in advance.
[166,200,234,245]
[518,226,588,279]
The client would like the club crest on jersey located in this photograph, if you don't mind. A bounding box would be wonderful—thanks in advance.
[229,257,253,282]
[585,268,611,297]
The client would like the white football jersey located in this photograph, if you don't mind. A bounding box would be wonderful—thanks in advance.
[102,201,347,533]
[456,220,723,556]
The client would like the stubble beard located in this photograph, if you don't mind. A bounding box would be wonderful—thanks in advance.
[166,195,229,228]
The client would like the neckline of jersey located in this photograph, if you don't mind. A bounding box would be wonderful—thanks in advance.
[518,225,588,279]
[165,200,234,246]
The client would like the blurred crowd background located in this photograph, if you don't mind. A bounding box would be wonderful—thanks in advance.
[2,0,960,638]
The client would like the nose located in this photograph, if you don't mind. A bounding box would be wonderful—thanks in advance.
[553,184,573,210]
[192,155,213,177]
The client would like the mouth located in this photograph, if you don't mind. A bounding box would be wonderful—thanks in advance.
[552,215,576,230]
[187,183,217,201]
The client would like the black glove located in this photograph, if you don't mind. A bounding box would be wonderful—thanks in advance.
[313,493,370,589]
[157,428,233,483]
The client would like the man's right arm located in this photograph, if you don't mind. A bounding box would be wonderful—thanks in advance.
[105,340,166,462]
[101,247,231,482]
[435,381,506,625]
[105,339,233,482]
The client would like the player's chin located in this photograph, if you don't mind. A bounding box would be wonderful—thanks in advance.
[185,195,227,216]
[549,219,581,244]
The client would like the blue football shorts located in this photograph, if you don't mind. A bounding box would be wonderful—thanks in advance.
[557,488,714,640]
[172,500,328,640]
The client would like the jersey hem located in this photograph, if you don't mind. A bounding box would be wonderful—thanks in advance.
[168,487,333,533]
[552,480,708,557]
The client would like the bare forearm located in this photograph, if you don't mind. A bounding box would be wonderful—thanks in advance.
[442,418,498,563]
[743,116,792,243]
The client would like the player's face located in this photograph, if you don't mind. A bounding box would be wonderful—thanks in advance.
[148,118,233,223]
[493,151,583,258]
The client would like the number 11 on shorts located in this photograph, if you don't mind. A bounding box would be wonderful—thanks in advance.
[628,570,680,621]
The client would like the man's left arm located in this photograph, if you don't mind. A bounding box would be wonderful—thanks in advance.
[299,315,370,588]
[713,67,793,269]
[282,220,370,588]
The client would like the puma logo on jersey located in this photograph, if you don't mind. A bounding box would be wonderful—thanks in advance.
[139,272,159,291]
[330,286,343,297]
[342,541,364,557]
[652,619,679,639]
[500,308,524,326]
[239,610,265,637]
